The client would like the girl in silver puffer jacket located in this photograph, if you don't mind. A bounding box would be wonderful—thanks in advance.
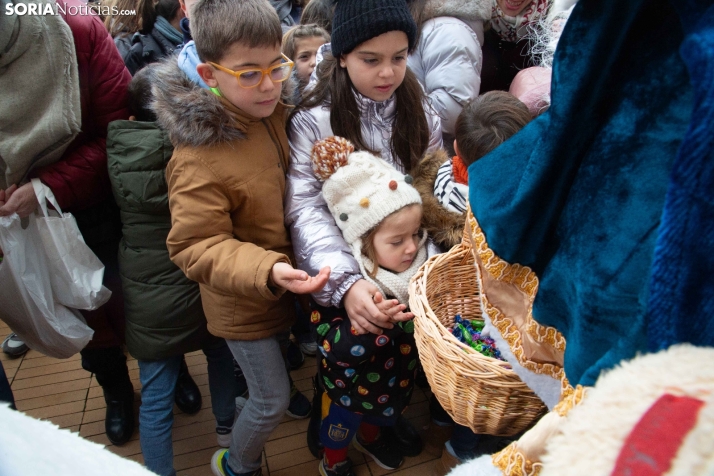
[285,1,442,338]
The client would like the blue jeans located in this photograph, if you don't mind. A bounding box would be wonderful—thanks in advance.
[225,335,290,474]
[138,341,237,476]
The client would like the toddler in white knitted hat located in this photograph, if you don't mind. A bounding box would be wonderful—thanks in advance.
[308,136,428,474]
[312,136,428,304]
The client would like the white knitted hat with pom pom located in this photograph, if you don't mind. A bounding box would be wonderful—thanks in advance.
[311,136,422,245]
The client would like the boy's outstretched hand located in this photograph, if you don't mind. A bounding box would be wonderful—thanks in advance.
[271,262,330,295]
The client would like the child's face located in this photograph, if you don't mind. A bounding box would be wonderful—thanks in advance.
[339,30,409,102]
[199,42,284,119]
[293,36,326,83]
[371,204,422,273]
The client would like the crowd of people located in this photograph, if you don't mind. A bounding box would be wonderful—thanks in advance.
[3,0,710,475]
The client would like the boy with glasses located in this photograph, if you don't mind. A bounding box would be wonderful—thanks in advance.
[152,1,330,474]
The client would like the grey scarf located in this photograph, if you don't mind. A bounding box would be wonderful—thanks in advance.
[0,0,81,189]
[352,232,429,304]
[154,15,182,46]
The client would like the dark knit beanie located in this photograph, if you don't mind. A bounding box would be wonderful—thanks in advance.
[331,0,417,57]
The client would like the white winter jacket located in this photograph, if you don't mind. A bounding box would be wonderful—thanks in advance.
[408,0,490,136]
[285,92,442,307]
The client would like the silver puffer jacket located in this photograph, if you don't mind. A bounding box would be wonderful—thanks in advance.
[285,92,442,307]
[408,0,490,136]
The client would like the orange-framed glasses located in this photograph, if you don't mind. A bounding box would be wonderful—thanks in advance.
[208,54,295,89]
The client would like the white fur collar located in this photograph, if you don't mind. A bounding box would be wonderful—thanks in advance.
[422,0,491,22]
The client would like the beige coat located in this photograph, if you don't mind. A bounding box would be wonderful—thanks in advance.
[155,59,295,341]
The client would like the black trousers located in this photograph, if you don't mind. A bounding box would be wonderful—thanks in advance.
[0,360,16,409]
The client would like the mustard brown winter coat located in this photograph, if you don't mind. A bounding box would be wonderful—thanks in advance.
[153,60,295,341]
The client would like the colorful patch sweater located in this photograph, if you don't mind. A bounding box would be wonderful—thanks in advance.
[311,305,418,418]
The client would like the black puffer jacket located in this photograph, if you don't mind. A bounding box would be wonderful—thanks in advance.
[115,24,182,75]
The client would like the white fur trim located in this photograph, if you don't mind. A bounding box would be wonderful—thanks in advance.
[422,0,491,22]
[483,315,562,409]
[541,344,714,476]
[447,455,503,476]
[0,403,155,475]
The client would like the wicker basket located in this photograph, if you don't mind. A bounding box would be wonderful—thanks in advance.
[409,234,547,436]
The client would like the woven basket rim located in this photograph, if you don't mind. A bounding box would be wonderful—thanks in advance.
[415,246,513,357]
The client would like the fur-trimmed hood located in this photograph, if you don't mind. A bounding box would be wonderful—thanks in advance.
[421,0,491,23]
[412,149,467,251]
[151,58,295,148]
[152,58,246,148]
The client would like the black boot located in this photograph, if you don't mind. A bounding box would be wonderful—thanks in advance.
[81,347,135,446]
[307,374,324,459]
[382,415,423,457]
[103,380,135,445]
[175,357,202,415]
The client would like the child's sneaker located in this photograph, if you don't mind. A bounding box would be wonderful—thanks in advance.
[353,437,404,470]
[211,449,263,476]
[299,340,318,356]
[381,416,423,457]
[319,457,356,476]
[216,423,233,448]
[285,385,311,419]
[2,333,28,357]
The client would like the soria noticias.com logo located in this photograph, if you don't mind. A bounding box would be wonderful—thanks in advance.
[5,2,135,16]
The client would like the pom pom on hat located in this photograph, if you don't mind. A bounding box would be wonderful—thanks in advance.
[311,137,355,181]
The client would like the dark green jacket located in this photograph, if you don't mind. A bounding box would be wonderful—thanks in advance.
[107,120,221,360]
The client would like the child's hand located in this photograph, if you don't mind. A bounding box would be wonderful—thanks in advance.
[372,293,414,323]
[343,279,394,335]
[271,263,330,295]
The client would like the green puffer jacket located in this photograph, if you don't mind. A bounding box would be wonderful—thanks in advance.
[107,120,221,360]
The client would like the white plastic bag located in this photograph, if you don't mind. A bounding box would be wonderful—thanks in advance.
[31,178,111,310]
[0,212,94,359]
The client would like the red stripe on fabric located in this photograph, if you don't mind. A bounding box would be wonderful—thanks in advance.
[612,394,704,476]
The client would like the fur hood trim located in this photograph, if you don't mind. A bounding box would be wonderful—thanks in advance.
[151,58,246,148]
[422,0,491,23]
[412,149,467,251]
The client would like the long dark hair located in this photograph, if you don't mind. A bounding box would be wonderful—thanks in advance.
[295,53,430,173]
[106,0,180,37]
